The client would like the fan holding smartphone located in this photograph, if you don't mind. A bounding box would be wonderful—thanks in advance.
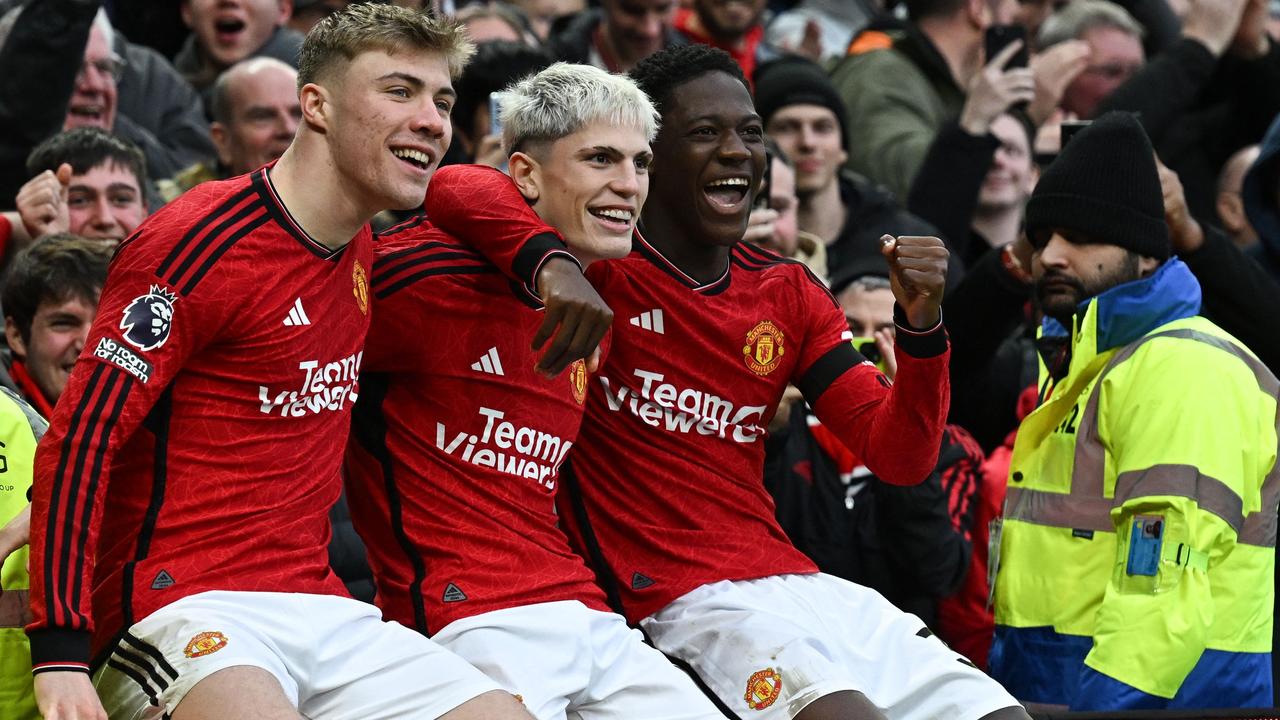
[957,26,1036,138]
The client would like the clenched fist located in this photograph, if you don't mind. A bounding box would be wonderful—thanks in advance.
[16,163,73,240]
[880,234,948,329]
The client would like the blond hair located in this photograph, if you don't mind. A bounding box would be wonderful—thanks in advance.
[499,62,659,155]
[297,4,475,88]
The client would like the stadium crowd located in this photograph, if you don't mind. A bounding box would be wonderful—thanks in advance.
[0,0,1277,717]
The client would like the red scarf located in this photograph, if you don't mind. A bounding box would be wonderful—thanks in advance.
[674,8,764,89]
[9,359,55,419]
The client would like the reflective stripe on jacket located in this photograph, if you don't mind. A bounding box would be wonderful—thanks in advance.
[990,259,1279,709]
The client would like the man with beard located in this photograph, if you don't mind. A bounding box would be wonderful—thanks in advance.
[427,43,1029,720]
[672,0,774,82]
[990,112,1279,710]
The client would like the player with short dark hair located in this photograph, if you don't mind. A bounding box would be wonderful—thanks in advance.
[25,5,539,720]
[429,43,1029,720]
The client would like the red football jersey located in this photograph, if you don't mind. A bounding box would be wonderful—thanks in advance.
[346,223,608,635]
[27,167,569,671]
[428,166,951,625]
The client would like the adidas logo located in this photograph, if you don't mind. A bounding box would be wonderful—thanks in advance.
[471,347,504,376]
[630,572,655,590]
[629,309,664,334]
[151,570,175,590]
[442,582,468,603]
[283,298,311,327]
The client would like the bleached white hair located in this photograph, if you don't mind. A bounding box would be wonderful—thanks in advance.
[498,62,659,156]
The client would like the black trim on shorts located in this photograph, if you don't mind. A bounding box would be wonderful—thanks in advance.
[106,658,161,705]
[559,460,627,617]
[796,343,863,404]
[349,373,432,635]
[649,638,742,720]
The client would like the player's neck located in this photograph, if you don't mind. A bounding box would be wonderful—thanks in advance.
[269,145,369,250]
[640,213,731,285]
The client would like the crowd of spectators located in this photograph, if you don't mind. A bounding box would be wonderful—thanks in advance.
[0,0,1279,715]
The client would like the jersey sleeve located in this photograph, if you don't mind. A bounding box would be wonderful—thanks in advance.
[424,164,577,290]
[796,277,950,487]
[26,232,232,672]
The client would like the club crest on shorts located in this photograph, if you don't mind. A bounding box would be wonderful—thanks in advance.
[569,359,588,404]
[744,667,783,710]
[120,285,176,352]
[183,631,227,658]
[353,260,369,315]
[742,321,785,376]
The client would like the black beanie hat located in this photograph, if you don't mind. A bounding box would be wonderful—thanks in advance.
[1024,112,1170,260]
[753,57,849,151]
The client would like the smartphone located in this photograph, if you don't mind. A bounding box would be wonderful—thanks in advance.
[852,337,890,375]
[1060,120,1091,148]
[984,25,1028,69]
[488,94,504,137]
[754,148,774,210]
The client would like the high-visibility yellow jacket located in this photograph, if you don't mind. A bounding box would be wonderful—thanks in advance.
[1,387,47,720]
[990,259,1279,710]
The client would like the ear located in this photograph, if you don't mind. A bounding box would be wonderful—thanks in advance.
[508,151,541,203]
[299,83,329,132]
[210,122,234,167]
[965,0,988,27]
[278,0,294,24]
[180,0,195,29]
[5,317,26,361]
[1216,192,1243,233]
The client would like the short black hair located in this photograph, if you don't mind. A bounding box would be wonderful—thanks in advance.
[2,234,112,343]
[26,128,148,190]
[454,41,553,140]
[629,44,747,118]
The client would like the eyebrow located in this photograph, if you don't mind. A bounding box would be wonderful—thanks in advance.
[67,183,139,195]
[579,145,653,162]
[375,72,457,98]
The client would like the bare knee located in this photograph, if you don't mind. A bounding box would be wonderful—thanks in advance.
[978,706,1033,720]
[438,689,535,719]
[171,666,299,720]
[793,690,888,720]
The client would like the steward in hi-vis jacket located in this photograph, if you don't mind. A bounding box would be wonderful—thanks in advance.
[988,112,1280,710]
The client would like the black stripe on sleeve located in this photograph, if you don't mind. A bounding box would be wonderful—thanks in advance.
[180,214,270,295]
[372,250,490,291]
[156,187,257,278]
[513,232,573,286]
[374,265,499,300]
[796,342,863,404]
[893,305,948,359]
[164,203,263,292]
[69,369,133,627]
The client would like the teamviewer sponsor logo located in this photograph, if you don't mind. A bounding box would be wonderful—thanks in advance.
[258,351,362,417]
[94,337,153,383]
[600,369,767,443]
[436,407,572,490]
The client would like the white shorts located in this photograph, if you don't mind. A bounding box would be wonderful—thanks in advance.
[432,600,724,720]
[641,573,1019,720]
[93,591,501,720]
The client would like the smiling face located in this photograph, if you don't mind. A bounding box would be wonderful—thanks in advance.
[65,25,119,132]
[182,0,292,70]
[316,48,455,213]
[978,113,1035,211]
[5,293,99,404]
[516,121,651,266]
[647,70,766,250]
[66,162,147,242]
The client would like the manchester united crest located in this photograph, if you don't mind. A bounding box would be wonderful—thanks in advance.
[744,667,783,710]
[569,359,588,404]
[353,260,369,315]
[183,631,227,658]
[742,321,785,376]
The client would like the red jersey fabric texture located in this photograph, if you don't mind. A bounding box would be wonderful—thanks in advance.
[26,167,572,672]
[425,165,950,626]
[346,222,608,636]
